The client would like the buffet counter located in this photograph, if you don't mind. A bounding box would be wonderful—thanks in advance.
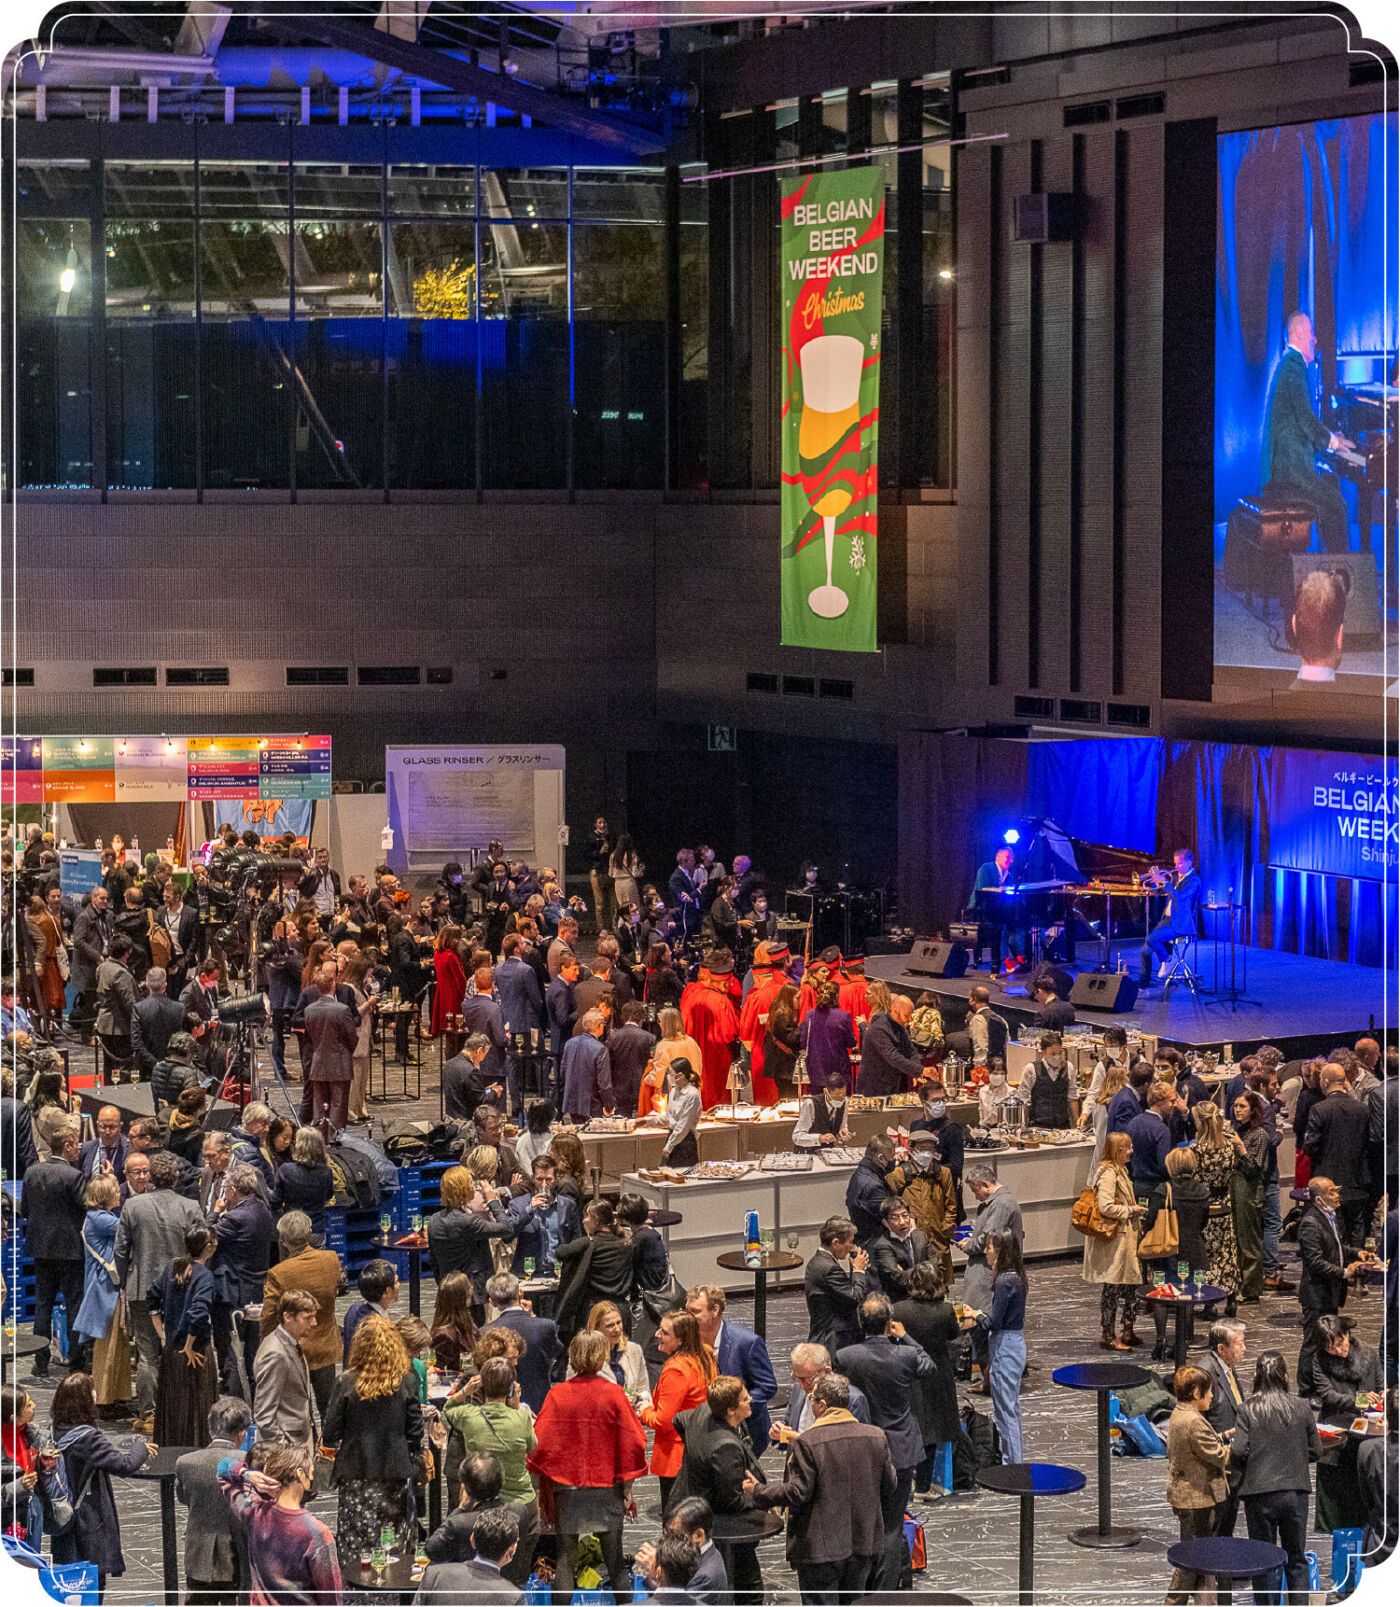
[624,1130,1100,1295]
[574,1100,981,1190]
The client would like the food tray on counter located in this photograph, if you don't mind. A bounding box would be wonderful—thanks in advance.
[759,1152,813,1172]
[818,1146,865,1167]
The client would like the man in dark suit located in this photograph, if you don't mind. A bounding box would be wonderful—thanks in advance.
[1261,310,1351,553]
[653,1497,730,1607]
[0,1087,38,1180]
[175,1395,252,1604]
[156,881,200,998]
[867,1196,930,1299]
[836,1294,936,1589]
[858,995,925,1099]
[181,957,226,1077]
[686,1284,777,1452]
[1139,849,1204,991]
[69,885,111,1039]
[751,1371,898,1600]
[1296,1176,1372,1395]
[506,1156,581,1280]
[1304,1064,1373,1244]
[460,967,509,1083]
[484,1271,563,1413]
[571,955,618,1025]
[844,1136,898,1247]
[78,1103,130,1186]
[19,1116,89,1375]
[299,847,341,922]
[199,1130,237,1215]
[1106,1063,1154,1138]
[545,955,580,1071]
[302,966,359,1136]
[1200,1318,1248,1536]
[133,965,192,1073]
[210,1162,275,1394]
[804,1215,873,1355]
[415,1504,523,1606]
[443,1034,504,1124]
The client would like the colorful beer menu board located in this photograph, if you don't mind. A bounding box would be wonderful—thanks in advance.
[187,736,332,802]
[2,735,333,805]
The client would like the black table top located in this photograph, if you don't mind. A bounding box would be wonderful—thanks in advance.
[650,1209,684,1227]
[123,1445,197,1479]
[2,1332,51,1363]
[710,1510,785,1543]
[76,1082,238,1129]
[1052,1361,1153,1392]
[976,1462,1087,1498]
[347,1554,422,1593]
[1145,1283,1226,1307]
[1166,1538,1287,1578]
[715,1250,804,1275]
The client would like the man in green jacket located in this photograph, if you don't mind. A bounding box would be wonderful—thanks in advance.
[1261,310,1354,553]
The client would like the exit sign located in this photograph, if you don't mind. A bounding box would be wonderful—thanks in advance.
[707,725,737,753]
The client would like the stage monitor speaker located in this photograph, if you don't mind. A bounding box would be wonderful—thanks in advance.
[1068,972,1140,1012]
[1286,553,1382,649]
[1012,192,1075,242]
[908,940,969,978]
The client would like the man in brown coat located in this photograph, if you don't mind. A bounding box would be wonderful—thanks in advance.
[748,1371,898,1598]
[260,1209,342,1419]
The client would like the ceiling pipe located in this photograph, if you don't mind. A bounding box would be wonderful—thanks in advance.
[27,46,217,83]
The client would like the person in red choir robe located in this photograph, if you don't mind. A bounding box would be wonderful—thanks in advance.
[681,950,743,1109]
[839,955,871,1043]
[738,942,797,1106]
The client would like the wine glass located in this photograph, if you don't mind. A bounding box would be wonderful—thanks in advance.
[798,334,865,620]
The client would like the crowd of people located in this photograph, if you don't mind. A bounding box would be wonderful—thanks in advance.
[2,824,1398,1605]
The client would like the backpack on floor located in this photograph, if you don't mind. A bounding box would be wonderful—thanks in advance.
[326,1141,381,1210]
[951,1402,1002,1488]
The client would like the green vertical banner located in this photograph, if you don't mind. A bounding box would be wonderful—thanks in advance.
[780,166,885,652]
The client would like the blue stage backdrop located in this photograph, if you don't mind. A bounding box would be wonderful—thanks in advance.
[899,733,1396,970]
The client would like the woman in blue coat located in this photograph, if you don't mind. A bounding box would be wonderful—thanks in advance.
[50,1373,152,1599]
[73,1175,129,1412]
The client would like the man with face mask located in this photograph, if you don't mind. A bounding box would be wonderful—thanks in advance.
[794,1073,854,1149]
[1016,1032,1075,1129]
[912,1080,966,1224]
[885,1133,957,1286]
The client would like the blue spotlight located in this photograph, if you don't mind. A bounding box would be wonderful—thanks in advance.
[1002,828,1020,846]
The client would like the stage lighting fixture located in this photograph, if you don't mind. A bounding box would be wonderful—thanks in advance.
[1003,828,1020,845]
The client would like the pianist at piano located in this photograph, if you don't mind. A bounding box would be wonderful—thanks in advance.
[1261,310,1353,554]
[970,845,1025,969]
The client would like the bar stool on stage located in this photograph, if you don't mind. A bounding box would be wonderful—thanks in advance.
[1162,934,1202,998]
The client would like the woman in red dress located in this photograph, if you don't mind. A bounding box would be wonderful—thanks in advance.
[430,925,467,1037]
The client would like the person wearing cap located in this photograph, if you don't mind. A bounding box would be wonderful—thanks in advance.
[887,1130,958,1286]
[912,1080,967,1224]
[680,950,742,1109]
[794,1073,854,1149]
[737,942,793,1105]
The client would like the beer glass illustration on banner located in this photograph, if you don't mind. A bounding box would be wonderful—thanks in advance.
[798,333,863,620]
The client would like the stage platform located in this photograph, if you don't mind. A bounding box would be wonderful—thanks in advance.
[866,942,1385,1053]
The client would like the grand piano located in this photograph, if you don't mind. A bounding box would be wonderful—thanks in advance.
[1328,379,1397,543]
[969,819,1165,969]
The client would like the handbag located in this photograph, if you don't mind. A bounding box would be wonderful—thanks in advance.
[1138,1184,1180,1260]
[1071,1180,1118,1241]
[639,1270,687,1325]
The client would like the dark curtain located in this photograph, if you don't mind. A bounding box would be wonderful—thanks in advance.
[897,732,1395,969]
[897,732,1027,934]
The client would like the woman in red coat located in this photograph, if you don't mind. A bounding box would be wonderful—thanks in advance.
[528,1328,647,1603]
[430,925,467,1037]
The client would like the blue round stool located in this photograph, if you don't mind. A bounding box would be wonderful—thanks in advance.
[1166,1536,1287,1606]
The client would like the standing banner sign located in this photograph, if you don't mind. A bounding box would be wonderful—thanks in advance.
[780,166,885,653]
